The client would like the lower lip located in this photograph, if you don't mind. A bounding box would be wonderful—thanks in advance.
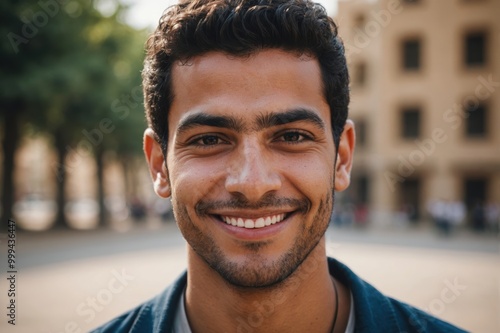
[213,214,293,241]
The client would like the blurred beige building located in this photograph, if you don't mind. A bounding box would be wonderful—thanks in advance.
[337,0,500,224]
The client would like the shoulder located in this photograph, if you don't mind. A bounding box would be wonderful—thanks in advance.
[90,271,187,333]
[327,258,467,333]
[90,304,151,333]
[388,298,469,333]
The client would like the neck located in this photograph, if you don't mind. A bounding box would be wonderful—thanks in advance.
[185,239,348,333]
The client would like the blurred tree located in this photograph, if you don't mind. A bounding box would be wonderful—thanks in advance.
[83,12,147,226]
[0,0,44,231]
[0,0,147,230]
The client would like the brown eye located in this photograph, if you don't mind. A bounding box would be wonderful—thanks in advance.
[200,135,220,145]
[274,130,314,145]
[283,132,301,142]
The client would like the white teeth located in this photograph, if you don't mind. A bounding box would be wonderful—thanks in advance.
[221,214,288,229]
[255,218,265,228]
[264,217,272,226]
[244,219,255,228]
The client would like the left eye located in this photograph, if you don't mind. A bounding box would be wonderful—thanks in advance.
[198,135,221,145]
[282,132,302,142]
[277,131,312,143]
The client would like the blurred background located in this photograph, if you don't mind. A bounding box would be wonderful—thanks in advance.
[0,0,498,332]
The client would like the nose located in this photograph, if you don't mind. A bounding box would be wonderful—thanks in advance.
[225,138,282,202]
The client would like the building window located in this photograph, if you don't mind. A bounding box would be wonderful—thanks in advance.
[356,119,367,147]
[464,177,488,230]
[401,107,421,139]
[465,104,486,137]
[357,175,370,205]
[353,62,367,87]
[402,39,421,70]
[399,178,421,221]
[465,32,486,66]
[464,178,487,209]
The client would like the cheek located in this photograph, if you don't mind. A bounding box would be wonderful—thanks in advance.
[169,159,225,205]
[283,155,335,193]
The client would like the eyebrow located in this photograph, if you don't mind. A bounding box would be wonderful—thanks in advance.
[255,108,326,131]
[176,108,326,135]
[176,113,245,135]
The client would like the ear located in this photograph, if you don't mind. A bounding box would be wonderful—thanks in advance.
[334,120,356,192]
[143,128,171,198]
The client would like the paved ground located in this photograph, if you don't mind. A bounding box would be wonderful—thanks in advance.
[0,220,498,333]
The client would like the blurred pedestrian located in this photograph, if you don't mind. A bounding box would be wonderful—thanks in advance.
[449,200,466,232]
[428,199,451,236]
[354,203,369,227]
[485,202,500,235]
[129,197,146,221]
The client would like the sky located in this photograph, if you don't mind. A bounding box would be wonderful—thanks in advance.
[112,0,338,30]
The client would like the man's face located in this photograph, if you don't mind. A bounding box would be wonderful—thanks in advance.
[145,49,353,288]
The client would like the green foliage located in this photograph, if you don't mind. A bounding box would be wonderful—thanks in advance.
[1,0,148,156]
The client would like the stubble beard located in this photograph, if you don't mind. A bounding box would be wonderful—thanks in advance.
[172,189,334,289]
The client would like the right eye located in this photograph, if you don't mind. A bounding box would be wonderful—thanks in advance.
[188,134,229,148]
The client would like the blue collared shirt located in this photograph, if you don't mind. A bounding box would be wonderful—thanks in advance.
[91,258,468,333]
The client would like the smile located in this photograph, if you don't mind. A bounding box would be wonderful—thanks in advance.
[220,214,287,229]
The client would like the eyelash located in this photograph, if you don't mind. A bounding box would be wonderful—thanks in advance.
[275,130,314,144]
[188,134,229,147]
[186,130,314,148]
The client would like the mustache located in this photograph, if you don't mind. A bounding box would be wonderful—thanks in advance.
[195,193,310,216]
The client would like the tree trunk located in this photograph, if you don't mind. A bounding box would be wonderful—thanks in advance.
[1,106,21,233]
[96,146,107,227]
[120,154,133,202]
[52,127,68,229]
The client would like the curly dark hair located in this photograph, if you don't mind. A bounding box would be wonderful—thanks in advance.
[143,0,349,155]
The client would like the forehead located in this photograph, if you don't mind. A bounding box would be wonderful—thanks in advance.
[169,49,330,132]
